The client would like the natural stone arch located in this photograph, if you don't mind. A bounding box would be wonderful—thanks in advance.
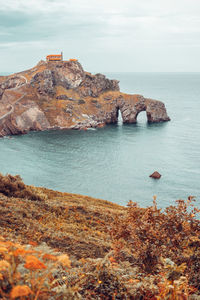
[106,100,164,125]
[135,110,148,123]
[116,94,170,124]
[117,107,123,123]
[105,106,119,124]
[118,95,146,124]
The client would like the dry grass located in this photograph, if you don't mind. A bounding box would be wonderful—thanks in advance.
[0,174,125,260]
[0,174,199,299]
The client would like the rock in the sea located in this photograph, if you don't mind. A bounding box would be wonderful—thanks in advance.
[0,59,170,137]
[149,171,162,179]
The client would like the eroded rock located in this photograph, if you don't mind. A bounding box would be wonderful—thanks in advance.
[149,171,162,179]
[79,73,119,97]
[0,59,170,137]
[31,69,55,96]
[53,60,85,89]
[16,106,50,131]
[0,76,26,98]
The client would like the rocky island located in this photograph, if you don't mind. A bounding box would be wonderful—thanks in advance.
[0,59,170,137]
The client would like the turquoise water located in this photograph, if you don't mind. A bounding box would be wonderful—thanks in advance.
[0,72,200,208]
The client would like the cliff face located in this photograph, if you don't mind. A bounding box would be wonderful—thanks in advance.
[0,60,170,137]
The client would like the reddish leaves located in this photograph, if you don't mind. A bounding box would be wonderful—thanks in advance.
[24,255,46,270]
[10,285,32,299]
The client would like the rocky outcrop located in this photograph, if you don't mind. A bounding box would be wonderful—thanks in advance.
[0,76,25,92]
[15,105,50,132]
[149,171,162,179]
[79,72,119,98]
[0,60,170,137]
[31,69,55,96]
[146,99,170,123]
[0,101,50,137]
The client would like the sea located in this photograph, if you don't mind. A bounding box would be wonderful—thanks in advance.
[0,72,200,209]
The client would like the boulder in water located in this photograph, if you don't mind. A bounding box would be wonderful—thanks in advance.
[149,171,161,179]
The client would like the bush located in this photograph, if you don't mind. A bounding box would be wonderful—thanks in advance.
[0,173,46,201]
[110,197,200,294]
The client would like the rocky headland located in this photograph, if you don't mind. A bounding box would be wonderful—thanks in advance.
[0,60,170,137]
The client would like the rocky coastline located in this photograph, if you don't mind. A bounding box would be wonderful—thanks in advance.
[0,60,170,137]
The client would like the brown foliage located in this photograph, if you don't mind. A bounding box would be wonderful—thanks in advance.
[0,173,45,201]
[110,197,200,295]
[0,175,199,299]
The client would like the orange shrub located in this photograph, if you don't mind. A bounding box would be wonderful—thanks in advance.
[24,255,46,270]
[10,285,32,299]
[110,197,200,290]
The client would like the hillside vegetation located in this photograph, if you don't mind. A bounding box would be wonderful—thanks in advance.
[0,174,199,299]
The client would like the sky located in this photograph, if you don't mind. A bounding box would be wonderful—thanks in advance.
[0,0,200,73]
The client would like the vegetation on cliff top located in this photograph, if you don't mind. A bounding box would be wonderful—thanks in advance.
[0,174,199,299]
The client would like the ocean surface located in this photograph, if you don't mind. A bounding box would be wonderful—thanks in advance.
[0,72,200,208]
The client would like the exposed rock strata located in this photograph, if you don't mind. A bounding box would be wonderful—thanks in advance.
[0,60,170,137]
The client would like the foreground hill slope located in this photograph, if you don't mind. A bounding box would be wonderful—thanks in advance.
[0,60,170,137]
[0,174,199,299]
[0,174,124,259]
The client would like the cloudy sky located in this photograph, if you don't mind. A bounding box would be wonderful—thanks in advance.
[1,0,200,73]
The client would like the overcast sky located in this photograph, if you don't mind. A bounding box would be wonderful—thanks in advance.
[1,0,200,73]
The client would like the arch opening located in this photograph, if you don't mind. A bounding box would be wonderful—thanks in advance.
[117,108,123,125]
[136,110,148,124]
